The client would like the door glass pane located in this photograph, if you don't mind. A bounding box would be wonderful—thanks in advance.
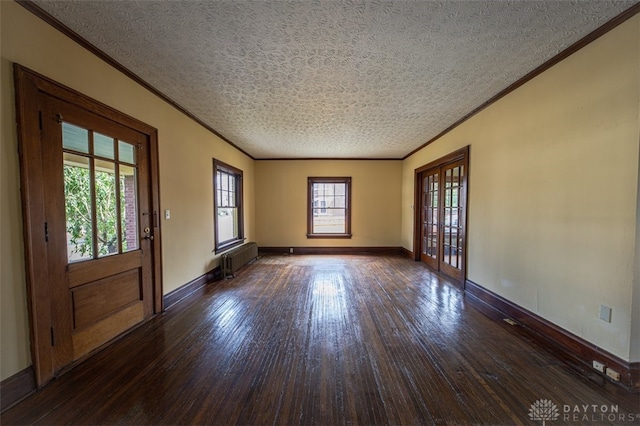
[445,227,458,268]
[119,141,136,164]
[62,123,89,153]
[442,164,464,271]
[120,164,138,252]
[422,172,438,259]
[94,132,115,159]
[64,153,93,262]
[95,159,119,257]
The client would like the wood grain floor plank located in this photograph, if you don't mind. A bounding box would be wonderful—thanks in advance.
[2,255,638,425]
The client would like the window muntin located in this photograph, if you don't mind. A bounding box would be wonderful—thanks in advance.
[307,177,352,238]
[214,159,244,252]
[62,122,139,262]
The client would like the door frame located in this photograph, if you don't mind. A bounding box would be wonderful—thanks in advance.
[413,146,469,285]
[14,64,163,387]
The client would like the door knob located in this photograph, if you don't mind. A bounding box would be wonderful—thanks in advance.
[143,227,153,240]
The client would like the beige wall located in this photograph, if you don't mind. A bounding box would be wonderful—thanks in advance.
[255,161,402,247]
[0,1,254,380]
[403,16,640,362]
[631,114,640,362]
[2,0,639,385]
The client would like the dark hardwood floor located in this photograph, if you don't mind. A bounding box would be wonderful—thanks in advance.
[3,255,639,425]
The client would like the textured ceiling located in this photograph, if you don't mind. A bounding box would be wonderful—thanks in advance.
[32,0,637,159]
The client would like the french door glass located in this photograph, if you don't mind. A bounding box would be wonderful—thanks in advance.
[419,158,466,282]
[421,171,439,270]
[442,163,463,270]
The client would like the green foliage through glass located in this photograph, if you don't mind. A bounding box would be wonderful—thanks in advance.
[64,158,132,261]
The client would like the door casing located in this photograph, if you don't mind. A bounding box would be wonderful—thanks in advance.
[14,64,163,387]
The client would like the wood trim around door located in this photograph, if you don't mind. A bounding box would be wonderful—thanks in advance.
[413,146,469,284]
[13,64,163,387]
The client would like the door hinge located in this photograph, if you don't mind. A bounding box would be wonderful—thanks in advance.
[38,111,43,131]
[50,327,55,346]
[44,222,49,242]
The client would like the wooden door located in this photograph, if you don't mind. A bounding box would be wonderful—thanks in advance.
[41,95,155,372]
[15,65,162,386]
[439,160,465,281]
[420,169,439,270]
[416,148,468,283]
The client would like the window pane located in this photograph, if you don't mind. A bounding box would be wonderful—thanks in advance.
[62,122,89,153]
[120,164,138,252]
[216,172,222,195]
[95,160,118,257]
[217,207,238,242]
[119,140,136,164]
[64,153,93,262]
[222,173,229,192]
[313,209,345,234]
[94,132,115,159]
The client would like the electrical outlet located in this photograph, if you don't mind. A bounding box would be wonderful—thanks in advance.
[605,368,620,381]
[592,360,605,373]
[289,247,293,254]
[599,304,612,323]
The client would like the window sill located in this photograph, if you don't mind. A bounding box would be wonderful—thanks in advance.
[306,233,352,239]
[215,238,246,254]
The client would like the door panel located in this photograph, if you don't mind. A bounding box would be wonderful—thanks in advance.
[416,152,467,283]
[42,95,154,370]
[440,160,465,281]
[420,169,439,270]
[72,303,145,359]
[71,269,141,329]
[68,251,143,287]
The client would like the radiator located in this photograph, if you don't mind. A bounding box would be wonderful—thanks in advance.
[221,242,258,278]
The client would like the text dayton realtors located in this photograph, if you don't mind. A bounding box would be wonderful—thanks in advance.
[562,404,638,423]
